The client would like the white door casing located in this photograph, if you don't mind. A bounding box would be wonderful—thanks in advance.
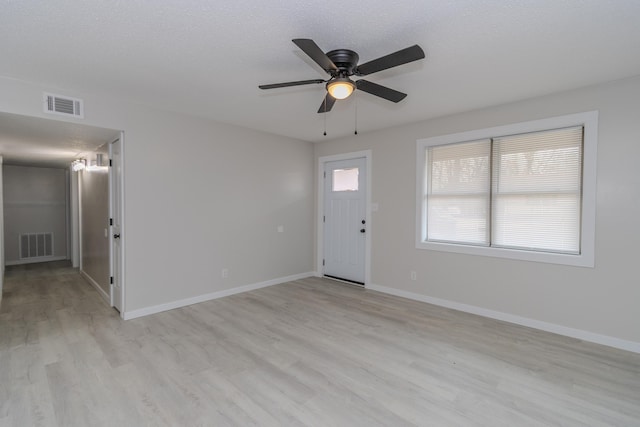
[109,136,124,313]
[322,156,368,284]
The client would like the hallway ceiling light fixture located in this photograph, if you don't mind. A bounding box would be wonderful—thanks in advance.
[71,159,86,171]
[85,153,109,172]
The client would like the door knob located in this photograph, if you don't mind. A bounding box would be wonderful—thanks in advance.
[113,234,121,239]
[360,228,366,233]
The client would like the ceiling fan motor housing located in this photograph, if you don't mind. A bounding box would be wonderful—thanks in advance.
[326,49,359,77]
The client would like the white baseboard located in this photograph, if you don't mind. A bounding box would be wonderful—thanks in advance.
[6,256,67,266]
[80,270,110,302]
[123,271,315,320]
[366,283,640,354]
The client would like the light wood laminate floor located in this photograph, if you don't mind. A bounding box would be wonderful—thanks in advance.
[1,262,639,426]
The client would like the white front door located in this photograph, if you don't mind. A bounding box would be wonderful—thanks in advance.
[109,137,123,313]
[323,158,367,284]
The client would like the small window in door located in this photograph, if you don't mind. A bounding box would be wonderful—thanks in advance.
[333,168,359,192]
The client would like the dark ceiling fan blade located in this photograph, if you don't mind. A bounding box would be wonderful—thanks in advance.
[317,93,336,113]
[259,79,325,90]
[356,80,407,103]
[292,39,338,73]
[356,45,425,76]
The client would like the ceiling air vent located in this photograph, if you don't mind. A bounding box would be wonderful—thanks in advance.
[43,92,84,118]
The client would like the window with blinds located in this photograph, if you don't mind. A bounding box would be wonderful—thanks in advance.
[416,112,597,267]
[491,127,582,253]
[426,139,491,245]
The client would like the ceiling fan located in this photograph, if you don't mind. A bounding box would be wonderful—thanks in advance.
[259,39,425,113]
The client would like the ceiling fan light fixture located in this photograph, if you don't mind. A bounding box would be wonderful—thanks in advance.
[327,78,355,100]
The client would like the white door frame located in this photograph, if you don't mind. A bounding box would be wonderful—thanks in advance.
[0,156,4,298]
[317,150,372,286]
[109,132,126,317]
[70,165,80,268]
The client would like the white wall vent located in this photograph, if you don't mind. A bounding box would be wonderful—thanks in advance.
[43,92,84,118]
[19,232,54,259]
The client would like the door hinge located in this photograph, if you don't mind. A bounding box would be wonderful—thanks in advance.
[323,171,326,178]
[322,259,325,266]
[323,215,325,223]
[109,218,113,226]
[110,276,114,284]
[109,159,113,167]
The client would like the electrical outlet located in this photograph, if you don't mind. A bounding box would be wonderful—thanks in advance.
[221,268,229,279]
[410,271,417,281]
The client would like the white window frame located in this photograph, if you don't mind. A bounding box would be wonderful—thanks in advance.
[416,111,598,267]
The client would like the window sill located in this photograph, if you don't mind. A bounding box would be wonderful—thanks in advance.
[416,240,594,267]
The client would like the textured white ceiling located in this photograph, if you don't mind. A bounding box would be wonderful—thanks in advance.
[1,0,640,152]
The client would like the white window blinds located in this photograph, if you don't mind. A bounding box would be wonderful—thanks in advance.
[492,127,583,253]
[425,126,583,254]
[426,140,490,245]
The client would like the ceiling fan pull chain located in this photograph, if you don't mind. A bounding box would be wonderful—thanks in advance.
[323,97,327,136]
[354,94,358,135]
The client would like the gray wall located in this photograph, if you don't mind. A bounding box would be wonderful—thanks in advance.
[0,75,315,315]
[80,158,110,295]
[315,75,640,345]
[3,165,68,264]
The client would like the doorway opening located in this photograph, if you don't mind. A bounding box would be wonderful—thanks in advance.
[0,112,124,316]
